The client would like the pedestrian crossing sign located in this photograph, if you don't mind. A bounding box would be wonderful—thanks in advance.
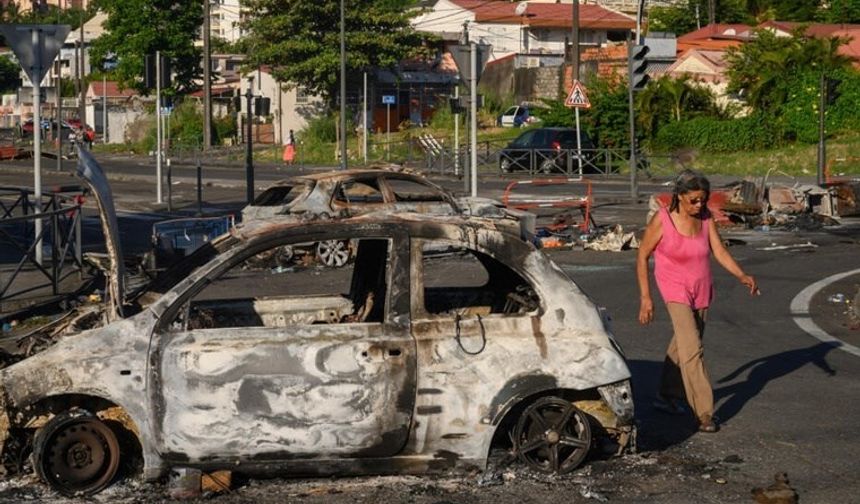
[564,80,591,109]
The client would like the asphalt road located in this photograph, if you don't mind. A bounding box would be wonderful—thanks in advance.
[0,155,858,503]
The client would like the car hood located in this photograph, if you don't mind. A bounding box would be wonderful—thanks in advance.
[72,145,126,320]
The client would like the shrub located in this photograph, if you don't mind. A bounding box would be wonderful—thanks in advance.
[653,114,783,152]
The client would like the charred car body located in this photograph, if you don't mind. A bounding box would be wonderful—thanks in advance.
[0,151,634,496]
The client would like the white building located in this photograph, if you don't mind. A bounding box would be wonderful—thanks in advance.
[413,0,635,62]
[210,0,244,44]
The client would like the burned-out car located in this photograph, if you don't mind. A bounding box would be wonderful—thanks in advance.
[242,169,461,221]
[0,151,633,496]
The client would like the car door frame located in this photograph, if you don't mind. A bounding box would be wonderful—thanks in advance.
[145,223,417,464]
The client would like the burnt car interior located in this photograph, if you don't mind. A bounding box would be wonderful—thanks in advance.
[172,238,390,330]
[335,179,385,205]
[422,244,540,316]
[386,178,448,203]
[250,184,300,207]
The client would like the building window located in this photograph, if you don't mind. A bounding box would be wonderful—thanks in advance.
[296,87,308,104]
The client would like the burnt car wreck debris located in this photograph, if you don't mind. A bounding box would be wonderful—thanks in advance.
[0,150,636,497]
[650,176,860,230]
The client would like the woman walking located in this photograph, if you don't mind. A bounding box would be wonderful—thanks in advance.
[637,169,759,433]
[282,129,296,167]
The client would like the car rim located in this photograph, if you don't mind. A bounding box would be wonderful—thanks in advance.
[513,397,592,474]
[316,240,350,267]
[539,160,555,174]
[38,417,120,495]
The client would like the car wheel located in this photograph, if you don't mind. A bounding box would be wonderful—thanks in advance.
[500,158,513,174]
[33,410,121,496]
[316,239,350,268]
[539,159,557,174]
[513,396,592,474]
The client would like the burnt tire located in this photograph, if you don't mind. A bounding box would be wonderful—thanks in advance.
[33,410,121,496]
[513,396,592,474]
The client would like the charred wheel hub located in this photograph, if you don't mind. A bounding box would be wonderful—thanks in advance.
[67,441,93,468]
[33,412,121,496]
[513,396,593,474]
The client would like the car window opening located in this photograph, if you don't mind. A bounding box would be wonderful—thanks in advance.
[171,238,391,331]
[251,185,298,207]
[422,245,540,317]
[335,180,385,205]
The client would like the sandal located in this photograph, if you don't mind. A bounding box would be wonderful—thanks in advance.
[652,397,687,416]
[698,415,719,433]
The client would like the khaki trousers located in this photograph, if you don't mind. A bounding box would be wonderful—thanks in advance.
[660,303,713,420]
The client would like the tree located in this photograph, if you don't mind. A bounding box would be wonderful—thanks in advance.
[725,27,853,113]
[817,0,860,23]
[88,0,203,94]
[0,55,20,94]
[239,0,429,107]
[635,75,716,138]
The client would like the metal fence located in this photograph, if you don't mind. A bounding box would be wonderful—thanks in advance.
[0,187,86,309]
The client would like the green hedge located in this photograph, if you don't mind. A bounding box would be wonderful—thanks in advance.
[653,114,782,152]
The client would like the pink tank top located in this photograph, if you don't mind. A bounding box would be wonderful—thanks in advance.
[654,206,713,309]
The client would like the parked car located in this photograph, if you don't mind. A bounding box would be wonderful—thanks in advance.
[499,127,597,174]
[0,149,635,496]
[498,105,539,127]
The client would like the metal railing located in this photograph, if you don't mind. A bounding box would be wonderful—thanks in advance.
[0,187,86,309]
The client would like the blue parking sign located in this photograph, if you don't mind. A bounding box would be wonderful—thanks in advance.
[382,95,396,105]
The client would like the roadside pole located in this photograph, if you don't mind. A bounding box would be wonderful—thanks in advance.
[102,72,107,143]
[156,50,163,204]
[32,29,43,265]
[470,41,477,198]
[574,107,583,175]
[55,59,62,172]
[245,77,254,204]
[627,34,638,200]
[363,72,367,165]
[386,100,391,161]
[454,85,459,177]
[817,73,826,186]
[564,80,590,176]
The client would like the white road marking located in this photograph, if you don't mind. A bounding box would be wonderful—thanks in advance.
[790,268,860,358]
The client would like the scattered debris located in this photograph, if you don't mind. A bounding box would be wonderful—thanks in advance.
[827,293,846,303]
[751,472,799,504]
[583,225,640,252]
[756,242,818,251]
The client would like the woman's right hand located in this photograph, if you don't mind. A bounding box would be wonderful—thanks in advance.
[639,296,654,325]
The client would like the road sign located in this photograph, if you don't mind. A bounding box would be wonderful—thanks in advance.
[565,80,591,109]
[0,24,71,85]
[382,95,396,105]
[449,43,492,82]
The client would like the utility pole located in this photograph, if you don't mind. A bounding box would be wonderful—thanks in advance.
[363,71,367,165]
[203,0,212,150]
[55,59,62,171]
[469,40,477,198]
[245,77,255,204]
[78,21,85,125]
[339,0,347,170]
[156,50,163,204]
[817,73,826,186]
[571,0,579,82]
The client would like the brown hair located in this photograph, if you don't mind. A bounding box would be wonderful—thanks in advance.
[669,169,710,213]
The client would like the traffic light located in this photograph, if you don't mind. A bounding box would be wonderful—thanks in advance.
[143,54,172,89]
[254,96,271,116]
[630,44,649,91]
[826,77,841,106]
[144,54,156,88]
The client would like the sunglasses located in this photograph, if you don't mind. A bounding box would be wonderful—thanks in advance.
[684,196,707,205]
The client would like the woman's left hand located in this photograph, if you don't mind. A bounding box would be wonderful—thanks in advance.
[740,274,760,296]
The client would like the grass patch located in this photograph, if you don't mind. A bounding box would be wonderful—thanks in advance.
[674,132,860,177]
